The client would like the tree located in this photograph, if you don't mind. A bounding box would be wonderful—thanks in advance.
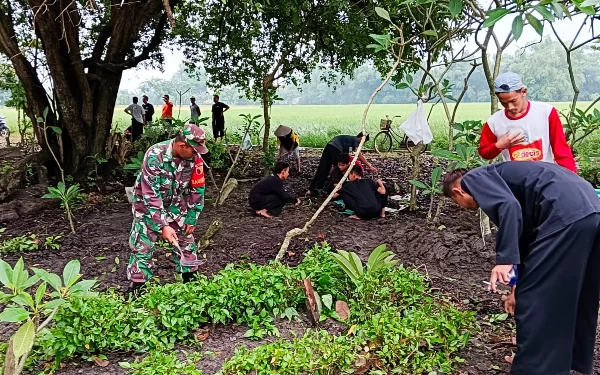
[0,0,176,175]
[178,0,379,152]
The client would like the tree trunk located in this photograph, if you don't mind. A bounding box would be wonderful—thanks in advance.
[0,0,173,176]
[261,85,271,153]
[408,142,426,211]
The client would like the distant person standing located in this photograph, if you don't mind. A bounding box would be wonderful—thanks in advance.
[142,95,155,125]
[162,94,174,125]
[124,97,146,142]
[190,97,201,124]
[211,94,230,143]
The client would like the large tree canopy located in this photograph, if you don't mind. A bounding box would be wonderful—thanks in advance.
[0,0,176,173]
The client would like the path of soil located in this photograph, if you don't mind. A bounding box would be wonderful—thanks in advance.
[0,152,598,374]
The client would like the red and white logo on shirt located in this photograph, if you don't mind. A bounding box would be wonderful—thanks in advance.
[509,139,543,161]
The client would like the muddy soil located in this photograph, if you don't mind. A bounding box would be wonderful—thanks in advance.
[0,151,597,374]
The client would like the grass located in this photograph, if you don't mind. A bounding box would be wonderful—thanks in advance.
[1,102,599,153]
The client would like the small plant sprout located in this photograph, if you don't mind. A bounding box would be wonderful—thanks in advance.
[42,182,81,234]
[409,166,443,223]
[0,258,97,375]
[331,244,399,285]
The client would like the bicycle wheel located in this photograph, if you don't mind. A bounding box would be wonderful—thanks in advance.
[374,131,393,154]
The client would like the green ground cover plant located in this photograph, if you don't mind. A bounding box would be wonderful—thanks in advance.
[14,243,474,374]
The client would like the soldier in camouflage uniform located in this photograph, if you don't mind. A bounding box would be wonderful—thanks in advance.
[127,123,208,293]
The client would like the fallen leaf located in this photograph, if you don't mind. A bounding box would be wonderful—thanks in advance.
[287,251,295,257]
[505,355,514,364]
[335,300,350,320]
[165,253,172,258]
[354,356,367,367]
[92,356,110,367]
[84,344,90,350]
[347,324,357,336]
[512,336,516,345]
[195,328,210,341]
[317,233,325,240]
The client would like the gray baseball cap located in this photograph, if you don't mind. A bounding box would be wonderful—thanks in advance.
[494,72,526,93]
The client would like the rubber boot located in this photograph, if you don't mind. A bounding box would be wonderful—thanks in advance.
[128,282,146,299]
[182,272,197,283]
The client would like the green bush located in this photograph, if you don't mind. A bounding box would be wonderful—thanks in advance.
[219,330,356,375]
[119,350,203,375]
[35,243,475,375]
[204,141,230,170]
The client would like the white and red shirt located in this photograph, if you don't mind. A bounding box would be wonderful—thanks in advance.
[478,101,577,173]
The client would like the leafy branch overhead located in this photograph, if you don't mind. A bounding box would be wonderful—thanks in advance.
[475,0,600,40]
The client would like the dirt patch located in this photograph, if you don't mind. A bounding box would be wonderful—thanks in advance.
[0,151,597,374]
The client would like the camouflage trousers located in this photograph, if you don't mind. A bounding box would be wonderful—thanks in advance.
[127,218,199,283]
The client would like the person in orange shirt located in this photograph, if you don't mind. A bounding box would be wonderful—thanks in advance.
[161,94,174,125]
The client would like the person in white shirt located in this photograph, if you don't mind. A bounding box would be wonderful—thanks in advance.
[124,97,146,142]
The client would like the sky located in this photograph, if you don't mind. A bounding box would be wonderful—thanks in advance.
[119,13,595,91]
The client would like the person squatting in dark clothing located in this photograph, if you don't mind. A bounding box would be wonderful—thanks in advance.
[333,165,387,220]
[306,133,377,197]
[442,161,600,375]
[249,161,300,218]
[324,153,363,193]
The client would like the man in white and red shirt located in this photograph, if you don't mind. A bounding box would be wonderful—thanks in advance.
[478,72,577,173]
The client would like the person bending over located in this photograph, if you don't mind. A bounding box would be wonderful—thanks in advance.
[306,132,377,196]
[442,161,600,375]
[325,153,363,193]
[334,165,387,220]
[249,161,300,218]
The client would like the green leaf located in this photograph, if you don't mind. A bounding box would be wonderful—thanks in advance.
[70,279,97,293]
[408,180,429,190]
[35,282,47,306]
[511,15,524,40]
[449,0,463,17]
[422,30,438,37]
[0,307,29,322]
[396,82,410,89]
[526,13,544,37]
[322,294,333,310]
[483,8,511,28]
[43,298,66,311]
[374,7,391,22]
[0,258,13,287]
[63,260,81,288]
[12,292,35,309]
[42,107,49,121]
[551,1,564,18]
[533,5,555,22]
[12,258,25,289]
[12,320,35,359]
[406,74,413,85]
[50,126,62,135]
[32,268,62,292]
[431,167,442,185]
[580,0,600,6]
[119,362,131,369]
[577,4,596,15]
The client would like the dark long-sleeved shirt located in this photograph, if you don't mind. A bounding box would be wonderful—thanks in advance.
[248,175,296,208]
[461,161,600,265]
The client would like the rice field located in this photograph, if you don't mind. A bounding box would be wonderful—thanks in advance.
[1,102,599,153]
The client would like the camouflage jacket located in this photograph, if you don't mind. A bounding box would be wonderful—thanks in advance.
[132,140,205,231]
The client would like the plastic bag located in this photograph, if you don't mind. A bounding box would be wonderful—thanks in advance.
[399,99,433,145]
[242,133,253,150]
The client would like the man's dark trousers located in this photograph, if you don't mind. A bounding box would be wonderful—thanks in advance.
[309,143,341,192]
[511,213,600,375]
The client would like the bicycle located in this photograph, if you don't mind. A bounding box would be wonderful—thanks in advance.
[373,115,428,154]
